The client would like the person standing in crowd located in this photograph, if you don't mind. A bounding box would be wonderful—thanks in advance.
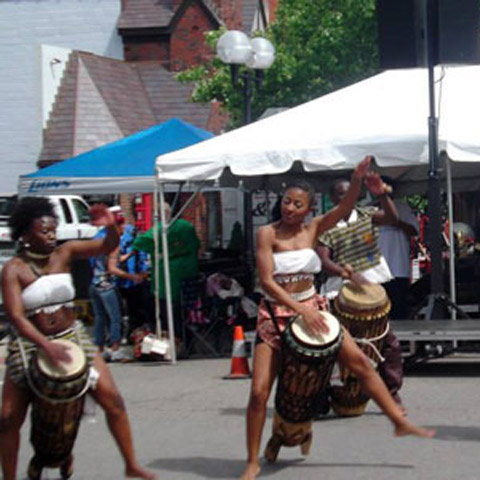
[240,158,434,480]
[378,179,420,320]
[117,222,150,341]
[132,202,200,341]
[317,176,405,408]
[0,197,156,480]
[89,211,143,361]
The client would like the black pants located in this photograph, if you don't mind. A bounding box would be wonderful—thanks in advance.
[383,277,411,320]
[119,284,150,338]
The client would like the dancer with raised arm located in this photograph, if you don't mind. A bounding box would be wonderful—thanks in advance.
[0,198,157,480]
[240,157,434,480]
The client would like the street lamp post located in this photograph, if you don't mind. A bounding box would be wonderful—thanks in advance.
[217,31,275,124]
[216,30,275,291]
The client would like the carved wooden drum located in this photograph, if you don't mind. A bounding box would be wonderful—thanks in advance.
[264,311,343,463]
[28,339,90,479]
[330,282,391,417]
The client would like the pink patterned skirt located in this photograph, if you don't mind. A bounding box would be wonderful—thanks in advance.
[257,293,329,351]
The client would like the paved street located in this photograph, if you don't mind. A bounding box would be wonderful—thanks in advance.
[2,355,480,480]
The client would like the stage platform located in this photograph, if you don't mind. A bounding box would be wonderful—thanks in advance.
[391,319,480,364]
[391,319,480,342]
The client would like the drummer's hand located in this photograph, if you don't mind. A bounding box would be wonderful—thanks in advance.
[341,265,370,286]
[352,155,372,181]
[42,340,73,366]
[349,271,370,286]
[298,306,330,335]
[364,171,392,196]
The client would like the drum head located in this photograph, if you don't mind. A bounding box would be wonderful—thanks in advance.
[36,339,86,379]
[291,311,341,347]
[338,282,387,310]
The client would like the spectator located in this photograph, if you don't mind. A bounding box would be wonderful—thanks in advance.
[378,182,419,320]
[89,210,143,361]
[132,202,200,341]
[117,222,150,341]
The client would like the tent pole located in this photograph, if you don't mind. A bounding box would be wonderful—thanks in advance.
[153,177,162,338]
[445,155,457,320]
[243,189,254,292]
[158,180,177,363]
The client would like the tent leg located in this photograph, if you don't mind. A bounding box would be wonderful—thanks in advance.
[154,177,177,363]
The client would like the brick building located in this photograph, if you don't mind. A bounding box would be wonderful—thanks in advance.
[37,0,277,248]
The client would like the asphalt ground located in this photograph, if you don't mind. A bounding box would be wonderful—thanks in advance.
[2,352,480,480]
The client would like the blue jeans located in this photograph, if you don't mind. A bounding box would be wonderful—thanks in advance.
[89,284,123,347]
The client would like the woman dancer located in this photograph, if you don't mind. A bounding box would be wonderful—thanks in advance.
[241,157,434,480]
[0,197,156,480]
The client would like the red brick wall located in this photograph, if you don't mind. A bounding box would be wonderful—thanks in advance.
[124,38,169,63]
[179,193,208,255]
[211,0,243,29]
[266,0,279,22]
[170,2,218,71]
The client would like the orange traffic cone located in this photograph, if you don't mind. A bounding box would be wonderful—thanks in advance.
[223,325,251,379]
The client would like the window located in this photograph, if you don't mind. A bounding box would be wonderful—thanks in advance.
[60,199,73,224]
[72,199,91,223]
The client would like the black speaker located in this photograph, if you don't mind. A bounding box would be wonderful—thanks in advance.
[377,0,426,68]
[437,0,480,64]
[377,0,480,69]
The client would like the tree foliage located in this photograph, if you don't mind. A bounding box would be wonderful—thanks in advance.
[177,0,380,128]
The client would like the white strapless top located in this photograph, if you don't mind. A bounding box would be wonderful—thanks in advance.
[272,248,321,275]
[22,273,75,315]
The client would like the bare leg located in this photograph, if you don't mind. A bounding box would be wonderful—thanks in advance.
[90,353,158,479]
[337,331,434,438]
[0,373,30,480]
[240,342,279,480]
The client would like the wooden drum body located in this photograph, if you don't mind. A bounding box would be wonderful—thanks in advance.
[264,311,343,463]
[28,339,89,477]
[330,283,390,417]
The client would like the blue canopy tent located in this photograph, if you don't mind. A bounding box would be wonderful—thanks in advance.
[18,118,214,195]
[18,117,214,363]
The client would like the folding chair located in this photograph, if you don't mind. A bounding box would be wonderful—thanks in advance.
[180,274,220,357]
[181,274,242,357]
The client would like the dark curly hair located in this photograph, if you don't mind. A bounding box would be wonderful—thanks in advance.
[9,197,58,241]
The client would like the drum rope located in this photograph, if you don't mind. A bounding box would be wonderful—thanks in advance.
[16,330,92,405]
[352,322,390,364]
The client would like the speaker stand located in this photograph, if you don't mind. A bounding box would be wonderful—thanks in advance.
[421,0,467,321]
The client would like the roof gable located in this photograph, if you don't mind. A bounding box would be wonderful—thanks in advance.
[39,52,213,166]
[118,0,175,30]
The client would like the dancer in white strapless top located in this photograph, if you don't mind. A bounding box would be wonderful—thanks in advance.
[240,156,434,480]
[0,197,157,480]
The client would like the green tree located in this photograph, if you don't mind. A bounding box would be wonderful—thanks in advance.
[177,0,379,128]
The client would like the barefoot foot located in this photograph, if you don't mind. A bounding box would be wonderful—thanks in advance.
[240,461,261,480]
[125,464,158,480]
[395,419,435,438]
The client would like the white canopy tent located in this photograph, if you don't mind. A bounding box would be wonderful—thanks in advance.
[155,65,480,347]
[156,66,480,185]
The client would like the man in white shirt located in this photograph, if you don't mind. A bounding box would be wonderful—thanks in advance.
[378,192,419,320]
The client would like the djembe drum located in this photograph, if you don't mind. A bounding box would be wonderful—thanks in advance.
[330,282,391,417]
[27,339,90,480]
[264,311,343,463]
